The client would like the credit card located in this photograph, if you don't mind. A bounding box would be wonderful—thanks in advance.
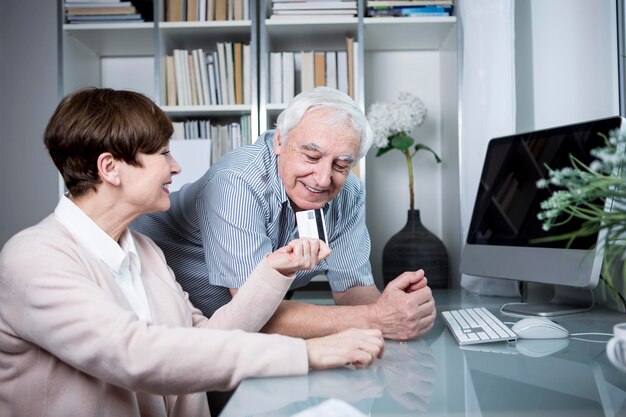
[296,208,328,243]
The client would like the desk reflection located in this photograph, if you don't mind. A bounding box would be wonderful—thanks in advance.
[222,340,437,417]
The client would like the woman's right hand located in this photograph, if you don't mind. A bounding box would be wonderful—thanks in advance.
[266,238,331,277]
[305,328,384,370]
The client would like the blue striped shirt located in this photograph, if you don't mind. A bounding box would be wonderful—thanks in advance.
[132,130,374,317]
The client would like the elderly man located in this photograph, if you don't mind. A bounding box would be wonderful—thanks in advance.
[133,87,436,340]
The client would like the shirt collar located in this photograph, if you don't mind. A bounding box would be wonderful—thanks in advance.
[54,195,140,274]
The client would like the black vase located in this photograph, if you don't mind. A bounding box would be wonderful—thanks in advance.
[382,210,449,289]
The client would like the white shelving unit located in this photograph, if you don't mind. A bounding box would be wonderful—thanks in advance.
[60,1,460,282]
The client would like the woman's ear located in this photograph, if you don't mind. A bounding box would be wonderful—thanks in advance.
[97,152,121,186]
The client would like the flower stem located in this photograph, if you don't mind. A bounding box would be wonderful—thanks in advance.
[404,148,414,210]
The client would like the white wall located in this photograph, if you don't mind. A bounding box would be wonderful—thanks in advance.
[0,0,60,247]
[365,50,448,286]
[516,0,619,132]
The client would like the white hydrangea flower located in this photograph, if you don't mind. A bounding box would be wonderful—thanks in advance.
[367,92,427,149]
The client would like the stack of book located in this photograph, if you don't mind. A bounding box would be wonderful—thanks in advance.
[366,0,453,17]
[64,0,145,24]
[269,0,357,20]
[165,0,248,22]
[269,37,358,104]
[164,43,251,107]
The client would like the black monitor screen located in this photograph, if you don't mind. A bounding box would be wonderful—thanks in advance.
[466,117,622,249]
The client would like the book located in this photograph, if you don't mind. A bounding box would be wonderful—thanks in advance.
[336,50,348,95]
[225,42,236,105]
[270,52,283,103]
[272,1,357,10]
[65,6,137,15]
[367,0,453,5]
[198,49,211,105]
[207,55,218,105]
[301,51,315,92]
[314,52,325,87]
[243,43,251,104]
[165,54,177,106]
[64,2,132,6]
[166,0,183,21]
[212,50,223,104]
[188,53,199,105]
[294,52,302,95]
[173,50,186,105]
[234,42,243,105]
[325,51,337,89]
[216,42,229,104]
[187,0,199,21]
[66,13,143,21]
[207,0,215,20]
[345,36,354,98]
[282,51,295,103]
[215,0,227,20]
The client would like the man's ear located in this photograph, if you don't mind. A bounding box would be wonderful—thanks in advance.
[97,152,121,186]
[273,131,283,156]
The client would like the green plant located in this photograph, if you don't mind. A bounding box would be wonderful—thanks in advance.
[367,92,442,211]
[537,129,626,310]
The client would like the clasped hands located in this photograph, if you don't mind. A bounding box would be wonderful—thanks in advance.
[372,269,436,341]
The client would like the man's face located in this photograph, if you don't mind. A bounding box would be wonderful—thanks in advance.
[274,108,361,211]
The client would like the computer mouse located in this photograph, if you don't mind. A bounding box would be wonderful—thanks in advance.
[511,317,569,339]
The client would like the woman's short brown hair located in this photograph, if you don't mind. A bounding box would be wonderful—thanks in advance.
[44,88,173,197]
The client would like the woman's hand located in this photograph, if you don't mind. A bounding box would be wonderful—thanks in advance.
[305,328,384,370]
[266,238,331,277]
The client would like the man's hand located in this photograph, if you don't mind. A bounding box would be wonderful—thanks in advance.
[370,270,436,340]
[266,238,331,277]
[305,328,384,370]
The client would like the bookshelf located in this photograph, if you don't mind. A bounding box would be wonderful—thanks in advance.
[59,0,460,282]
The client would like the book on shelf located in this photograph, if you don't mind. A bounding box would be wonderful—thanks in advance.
[367,0,452,5]
[301,51,315,93]
[282,51,295,103]
[345,36,354,99]
[215,0,227,20]
[313,52,325,87]
[325,51,337,90]
[336,50,348,95]
[270,52,283,104]
[64,0,123,3]
[243,44,251,105]
[367,5,453,17]
[272,1,357,10]
[66,13,143,22]
[166,55,177,106]
[187,0,199,21]
[188,53,200,106]
[234,42,244,105]
[166,0,183,21]
[225,42,236,105]
[198,50,211,105]
[65,6,137,15]
[216,43,229,104]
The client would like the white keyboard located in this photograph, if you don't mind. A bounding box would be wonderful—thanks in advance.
[442,307,518,345]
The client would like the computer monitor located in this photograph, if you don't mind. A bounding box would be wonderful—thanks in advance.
[460,116,625,316]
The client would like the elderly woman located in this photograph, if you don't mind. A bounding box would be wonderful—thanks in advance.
[0,88,384,417]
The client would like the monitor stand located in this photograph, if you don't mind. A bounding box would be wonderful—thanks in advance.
[501,284,594,317]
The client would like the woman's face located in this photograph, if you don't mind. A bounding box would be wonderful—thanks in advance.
[118,145,181,216]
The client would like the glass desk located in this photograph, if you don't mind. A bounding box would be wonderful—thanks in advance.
[220,289,626,417]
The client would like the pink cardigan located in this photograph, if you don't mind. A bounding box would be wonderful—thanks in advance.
[0,214,308,417]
